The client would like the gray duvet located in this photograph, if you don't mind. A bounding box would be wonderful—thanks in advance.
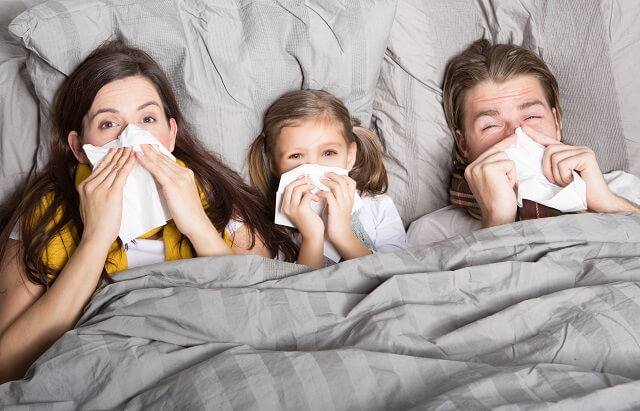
[2,213,640,409]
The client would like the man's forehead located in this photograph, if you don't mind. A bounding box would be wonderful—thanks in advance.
[465,75,547,109]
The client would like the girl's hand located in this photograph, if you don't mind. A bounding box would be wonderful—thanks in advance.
[318,173,372,261]
[136,144,212,239]
[280,176,324,241]
[77,147,135,248]
[317,172,357,243]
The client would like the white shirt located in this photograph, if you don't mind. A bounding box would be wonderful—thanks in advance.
[281,193,407,261]
[407,170,640,246]
[357,194,407,253]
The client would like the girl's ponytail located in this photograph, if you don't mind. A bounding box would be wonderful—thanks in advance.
[247,132,277,206]
[349,119,388,196]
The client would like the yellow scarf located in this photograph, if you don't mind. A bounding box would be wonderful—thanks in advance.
[36,159,233,283]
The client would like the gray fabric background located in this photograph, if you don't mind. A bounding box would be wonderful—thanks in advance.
[7,0,396,176]
[0,0,44,205]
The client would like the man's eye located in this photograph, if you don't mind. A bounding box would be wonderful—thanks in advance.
[142,116,156,124]
[99,121,118,129]
[289,154,301,159]
[525,116,540,120]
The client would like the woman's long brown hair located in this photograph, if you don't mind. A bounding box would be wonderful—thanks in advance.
[0,38,297,287]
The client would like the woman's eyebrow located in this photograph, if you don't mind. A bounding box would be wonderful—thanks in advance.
[88,108,118,121]
[137,101,161,111]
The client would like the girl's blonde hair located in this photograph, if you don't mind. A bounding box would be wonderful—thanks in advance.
[248,89,388,207]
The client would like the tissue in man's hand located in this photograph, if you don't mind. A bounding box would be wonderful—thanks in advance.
[274,164,363,262]
[505,128,587,212]
[83,124,176,243]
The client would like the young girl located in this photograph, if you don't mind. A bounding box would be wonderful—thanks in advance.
[248,89,406,268]
[0,39,297,383]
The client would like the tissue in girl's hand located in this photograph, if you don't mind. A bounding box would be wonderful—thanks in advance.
[505,128,587,212]
[82,124,175,243]
[274,164,363,262]
[274,164,362,227]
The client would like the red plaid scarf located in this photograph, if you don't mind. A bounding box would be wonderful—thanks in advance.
[449,145,563,221]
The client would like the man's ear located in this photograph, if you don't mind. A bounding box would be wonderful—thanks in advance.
[455,129,470,161]
[552,108,562,142]
[68,131,89,164]
[169,118,178,152]
[346,141,358,171]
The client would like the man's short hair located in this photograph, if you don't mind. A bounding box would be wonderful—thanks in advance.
[442,39,562,139]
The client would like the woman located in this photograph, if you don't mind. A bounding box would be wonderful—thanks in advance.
[0,38,297,383]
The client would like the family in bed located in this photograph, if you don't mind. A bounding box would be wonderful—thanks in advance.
[0,37,638,383]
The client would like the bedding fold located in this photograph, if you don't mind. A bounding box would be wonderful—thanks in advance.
[1,213,640,409]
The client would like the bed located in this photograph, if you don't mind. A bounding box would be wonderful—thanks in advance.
[1,0,639,409]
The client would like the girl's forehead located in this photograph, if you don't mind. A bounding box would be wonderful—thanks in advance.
[274,117,346,151]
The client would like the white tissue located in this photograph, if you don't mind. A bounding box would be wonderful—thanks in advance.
[83,124,175,243]
[274,164,363,262]
[505,128,587,212]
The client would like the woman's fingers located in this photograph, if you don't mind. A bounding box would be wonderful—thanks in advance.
[99,147,135,188]
[81,147,129,189]
[112,150,137,189]
[136,144,175,186]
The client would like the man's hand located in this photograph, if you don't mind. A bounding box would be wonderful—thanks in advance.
[464,135,518,228]
[522,125,632,213]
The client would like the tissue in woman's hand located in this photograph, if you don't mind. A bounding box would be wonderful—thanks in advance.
[82,124,176,243]
[505,128,587,212]
[274,164,363,262]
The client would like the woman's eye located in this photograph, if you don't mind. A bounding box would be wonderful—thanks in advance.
[525,116,540,120]
[142,116,156,124]
[99,121,118,129]
[482,125,497,131]
[289,154,301,159]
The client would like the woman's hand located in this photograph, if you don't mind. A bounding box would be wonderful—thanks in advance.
[280,175,324,242]
[136,145,209,236]
[77,147,135,248]
[136,144,232,256]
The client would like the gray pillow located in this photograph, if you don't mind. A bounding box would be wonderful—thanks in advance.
[373,0,629,225]
[0,0,46,206]
[8,0,397,176]
[605,0,640,177]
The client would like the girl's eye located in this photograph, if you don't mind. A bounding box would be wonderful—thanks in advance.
[142,116,156,124]
[323,150,337,156]
[289,154,302,159]
[99,121,119,129]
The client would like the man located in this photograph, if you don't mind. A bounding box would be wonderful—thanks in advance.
[407,39,640,245]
